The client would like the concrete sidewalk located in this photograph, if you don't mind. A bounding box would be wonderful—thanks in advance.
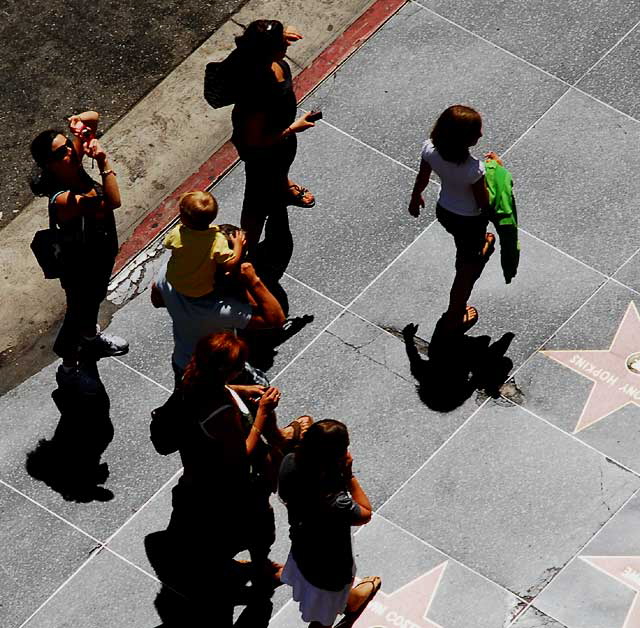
[3,0,640,626]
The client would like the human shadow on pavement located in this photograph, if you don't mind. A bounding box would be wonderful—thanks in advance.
[402,322,514,412]
[145,518,274,627]
[242,314,315,374]
[25,361,114,502]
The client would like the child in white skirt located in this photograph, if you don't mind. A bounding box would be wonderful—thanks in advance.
[278,420,381,627]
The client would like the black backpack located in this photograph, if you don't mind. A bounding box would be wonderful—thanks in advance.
[204,51,242,109]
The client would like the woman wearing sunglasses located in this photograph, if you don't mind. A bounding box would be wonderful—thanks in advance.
[30,112,128,390]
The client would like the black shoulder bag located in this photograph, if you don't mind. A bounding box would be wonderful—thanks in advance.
[30,205,63,279]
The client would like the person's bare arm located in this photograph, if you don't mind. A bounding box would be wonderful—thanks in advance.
[408,160,432,217]
[53,139,121,222]
[218,230,246,273]
[349,476,373,525]
[240,263,285,330]
[471,176,491,213]
[242,110,317,149]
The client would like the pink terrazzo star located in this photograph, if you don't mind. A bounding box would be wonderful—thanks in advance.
[353,561,447,628]
[581,555,640,628]
[542,302,640,433]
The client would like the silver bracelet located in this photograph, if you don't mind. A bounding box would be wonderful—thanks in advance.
[100,169,116,177]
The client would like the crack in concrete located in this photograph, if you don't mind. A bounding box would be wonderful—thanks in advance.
[325,329,414,384]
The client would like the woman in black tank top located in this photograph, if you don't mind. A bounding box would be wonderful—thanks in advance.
[231,20,319,257]
[30,112,128,390]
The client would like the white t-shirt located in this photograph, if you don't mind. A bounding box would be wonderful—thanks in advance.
[421,140,485,216]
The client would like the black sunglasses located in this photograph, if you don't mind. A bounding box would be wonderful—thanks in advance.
[50,139,74,161]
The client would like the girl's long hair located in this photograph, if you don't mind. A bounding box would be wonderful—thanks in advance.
[29,129,63,197]
[295,419,350,497]
[430,105,482,164]
[181,331,248,397]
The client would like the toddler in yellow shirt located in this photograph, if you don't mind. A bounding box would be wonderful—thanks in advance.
[164,190,244,297]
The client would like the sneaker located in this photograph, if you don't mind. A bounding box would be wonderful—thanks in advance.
[83,332,129,358]
[56,365,100,394]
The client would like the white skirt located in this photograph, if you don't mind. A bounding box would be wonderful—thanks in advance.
[281,553,354,626]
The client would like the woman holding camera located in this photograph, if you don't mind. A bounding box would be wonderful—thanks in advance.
[231,19,319,254]
[279,420,381,628]
[30,112,128,390]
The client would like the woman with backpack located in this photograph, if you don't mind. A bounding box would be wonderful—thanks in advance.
[30,113,128,391]
[229,20,319,254]
[408,105,503,333]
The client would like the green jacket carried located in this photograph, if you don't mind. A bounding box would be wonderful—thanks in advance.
[485,159,519,283]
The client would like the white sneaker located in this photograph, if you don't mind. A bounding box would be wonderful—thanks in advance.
[83,332,129,358]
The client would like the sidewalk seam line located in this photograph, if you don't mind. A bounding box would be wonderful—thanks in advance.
[17,552,100,628]
[109,356,174,394]
[572,19,640,86]
[373,511,529,604]
[409,0,640,126]
[507,484,640,625]
[0,479,102,545]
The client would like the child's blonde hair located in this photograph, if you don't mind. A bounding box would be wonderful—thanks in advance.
[179,190,219,229]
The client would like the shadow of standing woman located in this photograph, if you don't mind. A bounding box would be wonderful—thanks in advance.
[25,360,114,502]
[402,322,514,412]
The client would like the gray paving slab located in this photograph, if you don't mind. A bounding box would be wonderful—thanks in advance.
[0,357,179,541]
[272,311,480,506]
[272,515,523,628]
[108,269,343,390]
[576,27,640,121]
[613,250,640,294]
[303,2,566,170]
[413,0,640,84]
[379,403,640,599]
[512,280,640,474]
[22,549,177,628]
[507,89,640,276]
[351,221,604,371]
[535,492,640,628]
[209,109,437,304]
[511,607,568,628]
[0,482,97,628]
[107,476,294,616]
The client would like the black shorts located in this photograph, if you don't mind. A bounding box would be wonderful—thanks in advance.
[436,204,488,268]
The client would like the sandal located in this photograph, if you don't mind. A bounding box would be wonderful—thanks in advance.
[439,306,479,334]
[335,576,382,628]
[288,183,316,208]
[482,232,496,259]
[281,415,313,452]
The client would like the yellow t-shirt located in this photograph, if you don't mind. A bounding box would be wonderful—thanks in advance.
[164,224,234,297]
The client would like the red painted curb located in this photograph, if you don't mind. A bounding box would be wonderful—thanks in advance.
[113,0,406,274]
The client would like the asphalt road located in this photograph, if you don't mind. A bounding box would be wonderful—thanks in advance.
[0,0,247,228]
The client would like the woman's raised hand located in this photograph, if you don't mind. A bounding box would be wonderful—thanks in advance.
[258,386,281,413]
[284,28,303,45]
[84,138,107,165]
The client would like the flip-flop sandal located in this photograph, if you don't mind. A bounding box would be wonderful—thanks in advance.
[282,415,313,451]
[460,305,479,332]
[482,233,496,259]
[335,576,382,628]
[288,183,316,208]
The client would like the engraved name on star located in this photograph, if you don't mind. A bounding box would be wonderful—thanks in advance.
[542,302,640,433]
[354,561,447,628]
[581,555,640,628]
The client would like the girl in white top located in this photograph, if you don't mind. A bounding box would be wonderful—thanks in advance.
[408,105,503,332]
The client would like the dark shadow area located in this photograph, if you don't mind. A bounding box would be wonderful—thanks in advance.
[145,496,276,627]
[25,361,114,502]
[402,322,515,412]
[242,315,315,373]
